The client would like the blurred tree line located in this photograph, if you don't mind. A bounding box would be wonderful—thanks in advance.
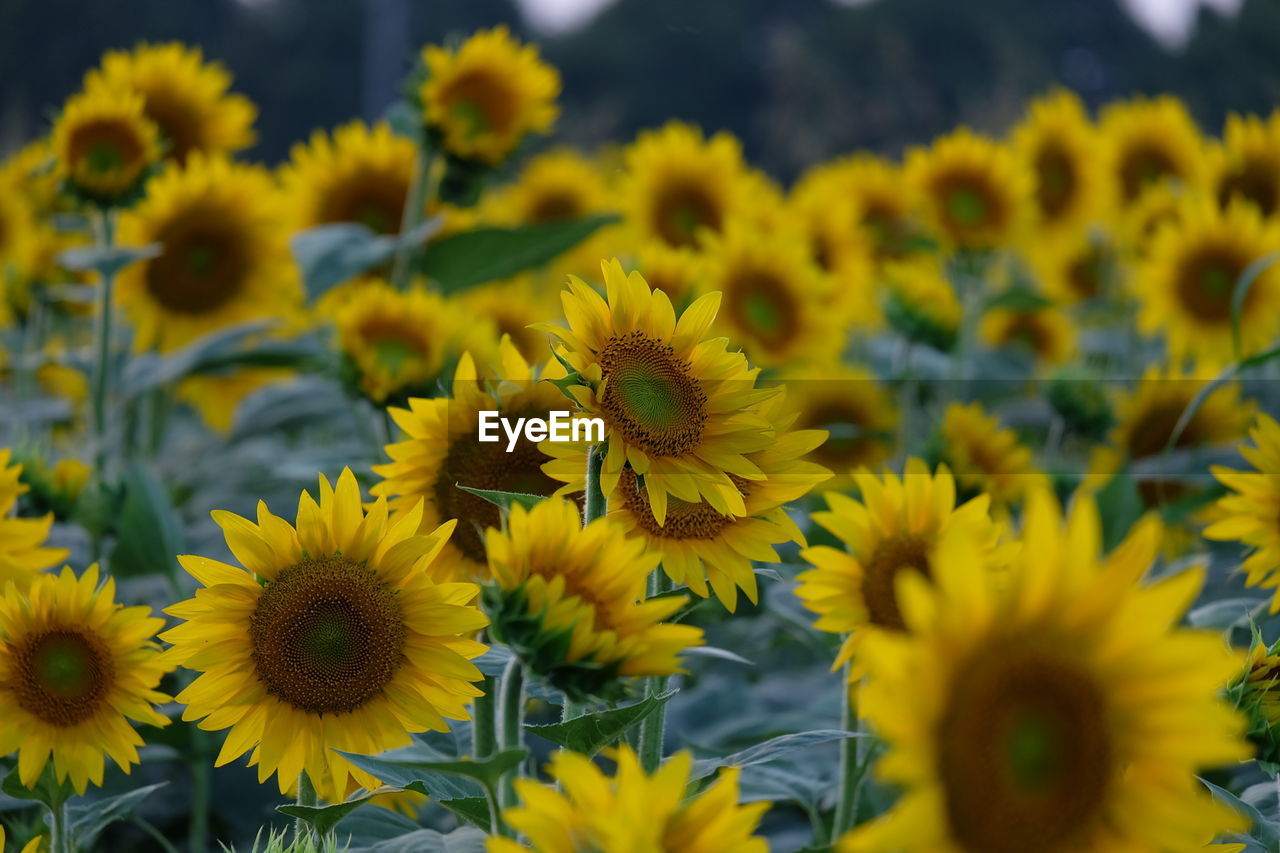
[3,0,1277,181]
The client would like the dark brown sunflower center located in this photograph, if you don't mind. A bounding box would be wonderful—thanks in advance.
[13,628,115,727]
[862,202,917,260]
[1174,244,1249,323]
[528,191,582,224]
[938,647,1112,853]
[1067,245,1107,300]
[442,71,517,139]
[146,210,250,315]
[1218,160,1279,217]
[68,119,145,179]
[1001,314,1052,357]
[599,331,708,457]
[618,468,737,539]
[249,555,404,715]
[1034,143,1077,220]
[1119,143,1178,202]
[319,172,408,234]
[435,409,560,564]
[862,533,931,630]
[140,92,201,163]
[725,268,801,351]
[803,399,882,468]
[654,180,721,248]
[359,318,429,377]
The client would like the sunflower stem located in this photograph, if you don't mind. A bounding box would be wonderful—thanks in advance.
[90,209,116,484]
[294,770,318,842]
[832,664,863,839]
[638,567,674,773]
[497,655,525,821]
[583,444,606,525]
[473,674,497,760]
[389,142,435,291]
[49,799,71,853]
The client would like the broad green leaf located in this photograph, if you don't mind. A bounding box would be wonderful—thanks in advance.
[420,215,619,294]
[292,218,441,298]
[348,826,488,853]
[1187,597,1267,630]
[1092,467,1144,554]
[120,320,278,397]
[438,796,493,830]
[1202,778,1280,848]
[68,782,166,850]
[108,462,184,582]
[983,288,1052,312]
[683,646,754,666]
[279,787,396,835]
[688,730,862,782]
[57,243,161,278]
[456,485,546,512]
[1,765,75,811]
[330,804,420,847]
[339,747,526,795]
[526,690,676,755]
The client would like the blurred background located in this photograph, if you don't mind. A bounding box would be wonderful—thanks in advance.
[2,0,1274,181]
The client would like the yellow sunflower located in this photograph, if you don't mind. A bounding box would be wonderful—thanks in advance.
[161,469,488,803]
[536,259,777,522]
[176,367,294,434]
[85,42,256,162]
[0,826,41,853]
[979,304,1076,366]
[1134,198,1280,365]
[1022,230,1118,304]
[791,154,928,264]
[420,26,560,165]
[371,339,569,579]
[1100,95,1206,209]
[938,402,1048,512]
[796,459,1005,675]
[1011,89,1106,233]
[1206,414,1280,611]
[489,747,769,853]
[839,489,1248,853]
[699,223,842,368]
[116,154,302,352]
[0,449,67,590]
[906,128,1034,250]
[0,192,37,294]
[881,257,962,352]
[334,280,457,403]
[280,120,415,235]
[1209,111,1280,217]
[631,240,709,309]
[0,565,172,794]
[1,138,60,214]
[51,87,160,203]
[621,121,750,249]
[459,277,560,366]
[484,499,703,699]
[1116,181,1190,258]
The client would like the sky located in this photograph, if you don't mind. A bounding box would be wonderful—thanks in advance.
[513,0,1247,46]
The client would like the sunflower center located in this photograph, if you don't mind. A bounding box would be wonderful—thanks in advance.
[146,211,249,315]
[13,628,115,727]
[1175,244,1249,323]
[598,332,708,457]
[320,176,408,235]
[726,269,801,350]
[938,647,1112,853]
[1067,246,1107,300]
[249,555,404,715]
[803,399,882,468]
[140,92,201,163]
[437,408,560,564]
[862,533,931,630]
[1119,144,1178,202]
[443,70,516,139]
[68,120,144,181]
[1218,161,1279,217]
[862,203,917,260]
[360,318,429,378]
[654,180,721,247]
[617,468,737,539]
[945,184,990,228]
[1034,144,1077,220]
[528,191,582,224]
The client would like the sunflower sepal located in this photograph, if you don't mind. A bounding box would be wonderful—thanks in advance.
[456,485,546,513]
[1,764,76,813]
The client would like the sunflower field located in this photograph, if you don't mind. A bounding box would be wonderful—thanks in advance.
[4,22,1280,853]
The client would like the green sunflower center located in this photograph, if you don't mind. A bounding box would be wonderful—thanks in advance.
[68,118,146,191]
[654,181,722,248]
[146,211,249,315]
[726,269,801,350]
[13,628,115,727]
[249,555,405,715]
[1175,244,1249,323]
[862,533,931,630]
[617,468,737,539]
[938,647,1112,852]
[442,70,516,138]
[599,331,708,458]
[85,140,126,175]
[945,184,990,228]
[1034,143,1077,220]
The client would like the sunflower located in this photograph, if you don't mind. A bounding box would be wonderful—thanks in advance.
[484,499,702,699]
[0,564,172,794]
[1209,111,1280,217]
[161,469,488,803]
[0,192,37,293]
[906,128,1034,250]
[1011,90,1106,233]
[700,223,842,368]
[621,122,750,249]
[280,120,415,235]
[334,281,457,403]
[775,364,897,487]
[51,87,160,203]
[1135,198,1280,365]
[85,42,256,162]
[536,259,777,522]
[937,402,1048,512]
[459,277,560,366]
[0,827,41,853]
[116,154,302,352]
[1206,414,1280,611]
[176,367,294,434]
[0,449,67,589]
[371,339,569,579]
[1100,95,1206,209]
[489,747,768,853]
[838,489,1247,853]
[1,138,60,214]
[1022,230,1118,304]
[881,257,962,352]
[631,240,709,309]
[420,26,560,165]
[791,154,928,264]
[979,304,1076,366]
[796,459,1005,676]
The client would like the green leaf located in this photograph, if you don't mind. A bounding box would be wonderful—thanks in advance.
[983,288,1052,312]
[279,787,392,835]
[349,826,488,853]
[688,730,863,782]
[1202,778,1280,848]
[1092,466,1145,553]
[68,782,166,850]
[1165,344,1280,453]
[57,243,161,278]
[120,320,279,397]
[456,485,546,512]
[1232,250,1280,360]
[682,646,754,666]
[292,219,442,299]
[338,747,526,796]
[420,215,620,294]
[438,796,493,829]
[1187,597,1267,630]
[1,764,75,811]
[108,462,184,582]
[526,690,676,756]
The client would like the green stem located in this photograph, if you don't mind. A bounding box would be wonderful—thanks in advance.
[473,674,497,760]
[49,799,71,853]
[638,567,674,773]
[832,664,862,839]
[497,656,525,821]
[583,444,606,525]
[294,770,317,842]
[91,210,116,482]
[132,817,180,853]
[389,144,435,290]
